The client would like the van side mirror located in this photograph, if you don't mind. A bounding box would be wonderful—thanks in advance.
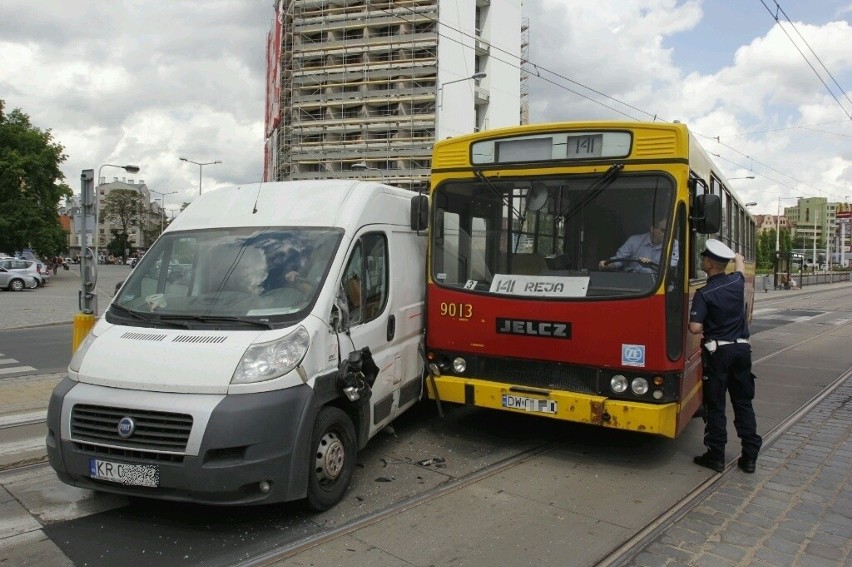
[692,193,721,234]
[410,195,429,231]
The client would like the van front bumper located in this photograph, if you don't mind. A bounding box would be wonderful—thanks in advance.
[427,375,677,438]
[46,378,316,505]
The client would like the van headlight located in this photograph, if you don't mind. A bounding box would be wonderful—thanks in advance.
[232,326,310,384]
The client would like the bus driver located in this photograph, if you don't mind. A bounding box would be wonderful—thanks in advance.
[598,217,678,272]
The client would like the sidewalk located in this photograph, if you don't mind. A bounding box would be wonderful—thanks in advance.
[623,373,851,567]
[0,263,129,330]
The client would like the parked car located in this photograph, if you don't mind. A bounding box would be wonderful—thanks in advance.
[0,258,48,287]
[0,266,37,291]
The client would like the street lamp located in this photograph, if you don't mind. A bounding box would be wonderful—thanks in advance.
[436,72,487,140]
[744,202,757,207]
[149,190,177,234]
[180,157,222,195]
[351,162,385,182]
[727,176,755,181]
[438,72,487,109]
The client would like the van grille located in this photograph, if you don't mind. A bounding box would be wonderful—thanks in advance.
[70,404,193,453]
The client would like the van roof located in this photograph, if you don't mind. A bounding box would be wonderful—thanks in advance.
[167,180,415,232]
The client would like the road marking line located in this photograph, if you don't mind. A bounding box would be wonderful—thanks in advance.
[0,410,46,428]
[0,366,36,375]
[0,435,44,457]
[0,358,21,364]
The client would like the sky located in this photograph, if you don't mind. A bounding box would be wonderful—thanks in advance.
[0,0,850,217]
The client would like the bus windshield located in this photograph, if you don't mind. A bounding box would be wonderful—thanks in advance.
[431,172,677,298]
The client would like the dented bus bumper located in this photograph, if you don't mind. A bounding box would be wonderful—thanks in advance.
[427,375,678,438]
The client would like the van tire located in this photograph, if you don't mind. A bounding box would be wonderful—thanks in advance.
[306,406,356,511]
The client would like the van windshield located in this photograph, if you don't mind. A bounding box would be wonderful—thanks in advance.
[109,227,343,328]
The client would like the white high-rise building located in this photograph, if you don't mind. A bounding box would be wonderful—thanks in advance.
[263,0,523,190]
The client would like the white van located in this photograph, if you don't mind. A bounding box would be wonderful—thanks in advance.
[46,180,428,509]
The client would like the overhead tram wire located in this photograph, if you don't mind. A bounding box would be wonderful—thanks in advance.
[758,0,852,119]
[377,3,840,193]
[695,130,848,200]
[375,4,660,122]
[714,120,852,139]
[766,0,852,112]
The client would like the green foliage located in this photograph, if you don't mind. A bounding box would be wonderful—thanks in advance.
[0,100,72,256]
[756,228,794,269]
[101,188,146,262]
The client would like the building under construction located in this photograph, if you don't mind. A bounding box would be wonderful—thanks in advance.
[264,0,523,190]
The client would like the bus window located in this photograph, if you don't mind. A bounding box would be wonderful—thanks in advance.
[431,173,676,297]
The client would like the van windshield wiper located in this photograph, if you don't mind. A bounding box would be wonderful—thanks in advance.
[158,314,275,329]
[110,304,154,322]
[109,304,192,328]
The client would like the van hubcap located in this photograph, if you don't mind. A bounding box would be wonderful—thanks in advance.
[315,431,345,483]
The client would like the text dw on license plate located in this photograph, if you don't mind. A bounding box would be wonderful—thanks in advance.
[90,458,159,487]
[502,395,557,413]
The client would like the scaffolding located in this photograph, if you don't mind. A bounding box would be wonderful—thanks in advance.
[274,0,441,191]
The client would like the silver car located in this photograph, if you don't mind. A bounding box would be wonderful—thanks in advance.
[0,258,47,287]
[0,266,37,291]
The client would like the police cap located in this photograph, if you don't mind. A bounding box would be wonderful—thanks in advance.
[701,239,735,263]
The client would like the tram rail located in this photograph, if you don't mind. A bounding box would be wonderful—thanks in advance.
[242,313,852,567]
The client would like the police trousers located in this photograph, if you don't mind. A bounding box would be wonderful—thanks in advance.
[702,343,762,460]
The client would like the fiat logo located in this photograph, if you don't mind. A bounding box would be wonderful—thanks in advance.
[117,416,136,438]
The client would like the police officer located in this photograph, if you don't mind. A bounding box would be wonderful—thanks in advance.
[689,239,762,473]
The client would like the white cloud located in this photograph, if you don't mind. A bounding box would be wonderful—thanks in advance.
[526,1,852,212]
[0,0,269,199]
[1,0,848,216]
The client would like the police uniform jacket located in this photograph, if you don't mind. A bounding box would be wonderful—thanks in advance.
[689,271,749,341]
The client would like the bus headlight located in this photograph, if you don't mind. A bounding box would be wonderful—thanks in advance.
[610,375,628,393]
[232,326,310,384]
[631,377,649,395]
[452,357,467,374]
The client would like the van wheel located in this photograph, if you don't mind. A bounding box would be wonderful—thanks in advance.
[306,406,356,511]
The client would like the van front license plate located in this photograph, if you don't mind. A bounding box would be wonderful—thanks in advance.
[502,394,557,414]
[89,458,159,487]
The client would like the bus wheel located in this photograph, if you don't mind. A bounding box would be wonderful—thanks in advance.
[306,406,356,511]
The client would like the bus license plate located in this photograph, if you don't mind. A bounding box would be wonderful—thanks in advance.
[502,394,557,414]
[89,458,159,487]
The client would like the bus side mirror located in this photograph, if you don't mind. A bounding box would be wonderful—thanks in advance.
[410,195,429,231]
[692,194,721,234]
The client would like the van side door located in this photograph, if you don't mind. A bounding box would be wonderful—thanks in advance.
[341,231,398,436]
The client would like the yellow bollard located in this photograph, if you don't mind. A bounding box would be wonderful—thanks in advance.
[72,312,96,353]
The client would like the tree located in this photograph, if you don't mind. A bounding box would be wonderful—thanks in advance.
[0,100,72,257]
[101,188,146,263]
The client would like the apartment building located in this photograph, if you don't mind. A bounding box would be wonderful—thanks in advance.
[264,0,523,190]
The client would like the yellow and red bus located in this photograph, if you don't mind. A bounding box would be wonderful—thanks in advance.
[424,121,755,438]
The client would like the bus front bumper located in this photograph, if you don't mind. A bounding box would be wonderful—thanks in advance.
[427,375,678,438]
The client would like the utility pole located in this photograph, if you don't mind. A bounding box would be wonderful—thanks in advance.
[74,170,97,351]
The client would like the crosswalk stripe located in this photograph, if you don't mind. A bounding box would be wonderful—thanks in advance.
[0,366,36,375]
[0,358,21,364]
